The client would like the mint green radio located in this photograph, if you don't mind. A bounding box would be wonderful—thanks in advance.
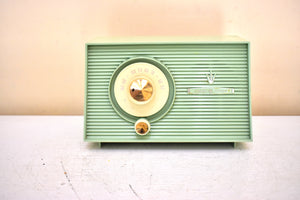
[84,37,252,147]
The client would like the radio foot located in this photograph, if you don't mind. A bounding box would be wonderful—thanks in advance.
[232,142,238,148]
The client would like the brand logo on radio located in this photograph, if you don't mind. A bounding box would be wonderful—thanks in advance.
[206,70,216,84]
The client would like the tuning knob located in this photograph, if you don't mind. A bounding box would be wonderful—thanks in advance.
[129,78,153,103]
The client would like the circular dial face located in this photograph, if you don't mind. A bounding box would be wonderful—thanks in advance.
[114,62,169,117]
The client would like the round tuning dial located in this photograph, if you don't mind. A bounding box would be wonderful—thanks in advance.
[113,62,169,117]
[109,57,175,123]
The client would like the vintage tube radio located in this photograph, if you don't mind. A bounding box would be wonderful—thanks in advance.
[84,37,252,147]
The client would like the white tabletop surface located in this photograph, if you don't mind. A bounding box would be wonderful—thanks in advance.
[0,116,299,200]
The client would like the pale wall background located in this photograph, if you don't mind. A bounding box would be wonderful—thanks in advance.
[0,0,299,115]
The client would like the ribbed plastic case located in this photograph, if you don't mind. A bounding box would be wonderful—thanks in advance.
[84,36,252,147]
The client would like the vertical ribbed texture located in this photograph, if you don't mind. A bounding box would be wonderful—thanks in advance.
[85,44,251,142]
